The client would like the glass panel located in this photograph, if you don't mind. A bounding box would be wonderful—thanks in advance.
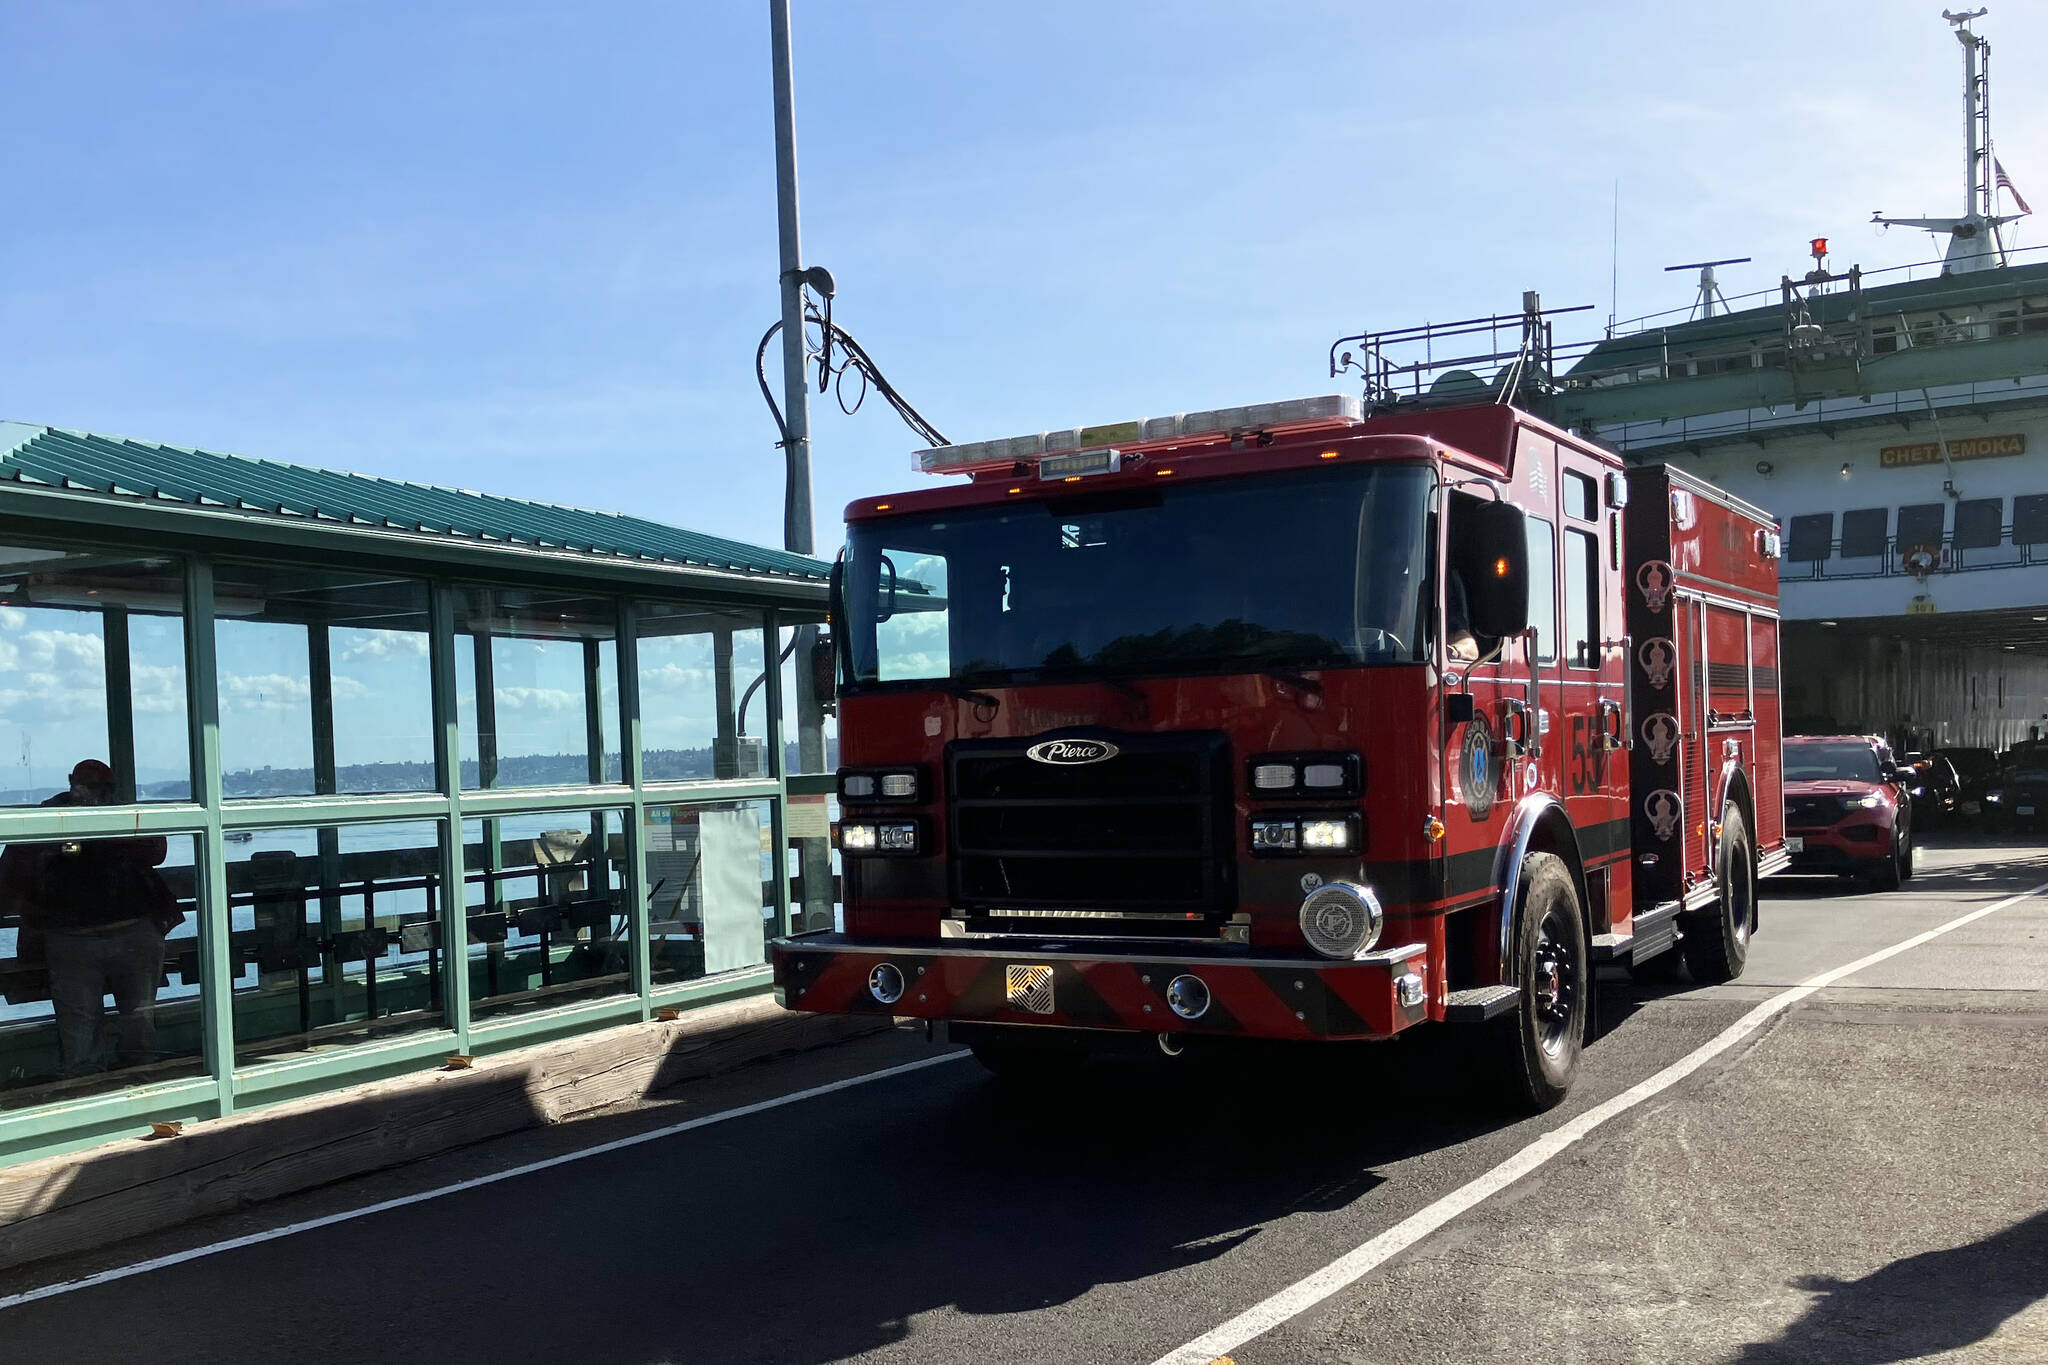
[842,464,1435,685]
[227,820,447,1062]
[635,605,769,781]
[0,545,190,806]
[0,832,203,1109]
[1525,516,1557,663]
[462,809,629,1018]
[455,588,621,789]
[1562,470,1598,522]
[1840,508,1888,560]
[214,566,434,797]
[1563,528,1600,669]
[646,798,775,986]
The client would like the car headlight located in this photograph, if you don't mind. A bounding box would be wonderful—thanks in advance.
[1844,794,1885,810]
[1987,789,2005,803]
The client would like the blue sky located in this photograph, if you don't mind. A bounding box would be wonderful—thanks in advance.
[5,0,2044,561]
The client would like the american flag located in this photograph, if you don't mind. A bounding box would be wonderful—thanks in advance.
[1995,158,2032,215]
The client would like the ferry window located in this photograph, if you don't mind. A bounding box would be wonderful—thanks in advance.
[1563,528,1599,669]
[1562,470,1597,522]
[1840,508,1888,559]
[1896,503,1946,552]
[1953,499,2003,550]
[1786,513,1833,563]
[1526,516,1557,664]
[2013,494,2048,545]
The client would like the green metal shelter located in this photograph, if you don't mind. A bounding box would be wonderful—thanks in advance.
[0,422,835,1165]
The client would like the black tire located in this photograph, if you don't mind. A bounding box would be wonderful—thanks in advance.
[1489,851,1587,1111]
[1869,837,1903,892]
[1898,820,1915,882]
[1684,807,1754,983]
[967,1029,1090,1080]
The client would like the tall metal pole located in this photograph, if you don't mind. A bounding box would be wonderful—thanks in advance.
[770,0,831,929]
[770,0,812,556]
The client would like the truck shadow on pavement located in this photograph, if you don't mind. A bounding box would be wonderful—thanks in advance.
[1731,1207,2048,1364]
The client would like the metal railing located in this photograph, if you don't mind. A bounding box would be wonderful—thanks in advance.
[1782,525,2047,581]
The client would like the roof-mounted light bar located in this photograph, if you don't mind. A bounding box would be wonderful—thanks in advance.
[913,394,1366,476]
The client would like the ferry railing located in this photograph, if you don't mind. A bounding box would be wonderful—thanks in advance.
[1782,524,2048,582]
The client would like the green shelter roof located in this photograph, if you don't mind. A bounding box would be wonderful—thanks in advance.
[0,421,828,583]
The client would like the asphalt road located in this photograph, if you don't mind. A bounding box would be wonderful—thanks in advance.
[3,836,2045,1365]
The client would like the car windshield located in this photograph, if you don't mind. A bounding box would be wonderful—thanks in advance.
[1785,742,1882,783]
[843,463,1433,686]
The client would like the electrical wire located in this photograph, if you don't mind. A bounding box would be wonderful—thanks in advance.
[755,298,949,451]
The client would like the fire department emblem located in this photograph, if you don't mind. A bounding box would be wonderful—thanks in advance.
[1635,560,1674,612]
[1645,789,1682,842]
[1638,637,1676,689]
[1527,458,1547,497]
[1642,713,1680,765]
[1026,738,1119,766]
[1458,711,1497,819]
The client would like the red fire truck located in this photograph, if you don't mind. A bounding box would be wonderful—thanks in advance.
[771,394,1788,1107]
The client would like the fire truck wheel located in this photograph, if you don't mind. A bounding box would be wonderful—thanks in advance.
[1684,807,1755,983]
[1492,851,1586,1111]
[966,1028,1089,1080]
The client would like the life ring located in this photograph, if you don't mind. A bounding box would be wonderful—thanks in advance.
[1902,544,1940,577]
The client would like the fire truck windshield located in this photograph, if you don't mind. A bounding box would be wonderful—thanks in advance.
[844,463,1433,686]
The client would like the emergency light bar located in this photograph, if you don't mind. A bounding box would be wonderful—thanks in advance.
[913,394,1366,476]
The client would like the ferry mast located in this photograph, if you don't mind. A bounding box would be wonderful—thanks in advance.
[1873,9,2020,274]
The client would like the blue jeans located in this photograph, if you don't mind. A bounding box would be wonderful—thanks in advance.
[44,921,166,1076]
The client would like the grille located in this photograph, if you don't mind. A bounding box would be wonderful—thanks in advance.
[1786,794,1845,827]
[949,732,1233,936]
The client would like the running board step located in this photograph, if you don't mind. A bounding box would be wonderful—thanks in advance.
[1627,901,1683,963]
[1443,985,1520,1022]
[1590,932,1633,963]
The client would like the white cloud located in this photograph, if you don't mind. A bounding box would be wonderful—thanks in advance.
[338,631,429,662]
[494,686,581,713]
[222,672,312,710]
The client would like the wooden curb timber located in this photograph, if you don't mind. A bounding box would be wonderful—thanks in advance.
[0,999,892,1273]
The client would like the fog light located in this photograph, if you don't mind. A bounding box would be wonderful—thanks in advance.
[1299,882,1384,960]
[1300,818,1354,852]
[840,823,878,851]
[878,822,919,852]
[868,962,906,1005]
[1166,974,1211,1020]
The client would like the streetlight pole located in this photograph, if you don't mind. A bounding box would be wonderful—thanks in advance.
[769,0,831,930]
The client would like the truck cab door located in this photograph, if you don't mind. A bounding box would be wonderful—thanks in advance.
[1556,453,1631,928]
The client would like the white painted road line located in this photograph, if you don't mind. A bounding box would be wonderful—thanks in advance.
[1152,879,2048,1365]
[0,1050,971,1314]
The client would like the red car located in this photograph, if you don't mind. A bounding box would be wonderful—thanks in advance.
[1783,735,1915,890]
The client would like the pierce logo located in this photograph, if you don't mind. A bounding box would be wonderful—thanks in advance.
[1026,739,1120,766]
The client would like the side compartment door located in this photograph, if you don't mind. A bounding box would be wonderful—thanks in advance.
[1751,614,1785,849]
[1556,453,1629,929]
[1676,591,1712,886]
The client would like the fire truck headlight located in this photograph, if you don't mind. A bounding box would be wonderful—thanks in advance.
[879,772,919,799]
[1301,763,1347,790]
[839,823,879,852]
[1299,882,1384,960]
[878,822,919,853]
[841,775,877,799]
[1251,819,1300,852]
[1300,818,1355,852]
[1252,763,1298,791]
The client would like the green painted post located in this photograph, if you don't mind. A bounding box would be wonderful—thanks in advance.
[763,609,794,938]
[183,559,235,1113]
[102,606,137,803]
[308,624,345,1022]
[615,600,651,1015]
[429,584,471,1051]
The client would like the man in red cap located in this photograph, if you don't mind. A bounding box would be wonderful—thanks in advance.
[0,759,173,1076]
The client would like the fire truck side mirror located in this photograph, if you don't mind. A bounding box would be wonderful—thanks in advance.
[1456,500,1531,641]
[810,634,838,710]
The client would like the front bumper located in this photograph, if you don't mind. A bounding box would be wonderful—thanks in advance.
[1786,823,1891,874]
[770,932,1432,1041]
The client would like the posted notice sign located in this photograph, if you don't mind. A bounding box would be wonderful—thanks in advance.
[1879,433,2026,468]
